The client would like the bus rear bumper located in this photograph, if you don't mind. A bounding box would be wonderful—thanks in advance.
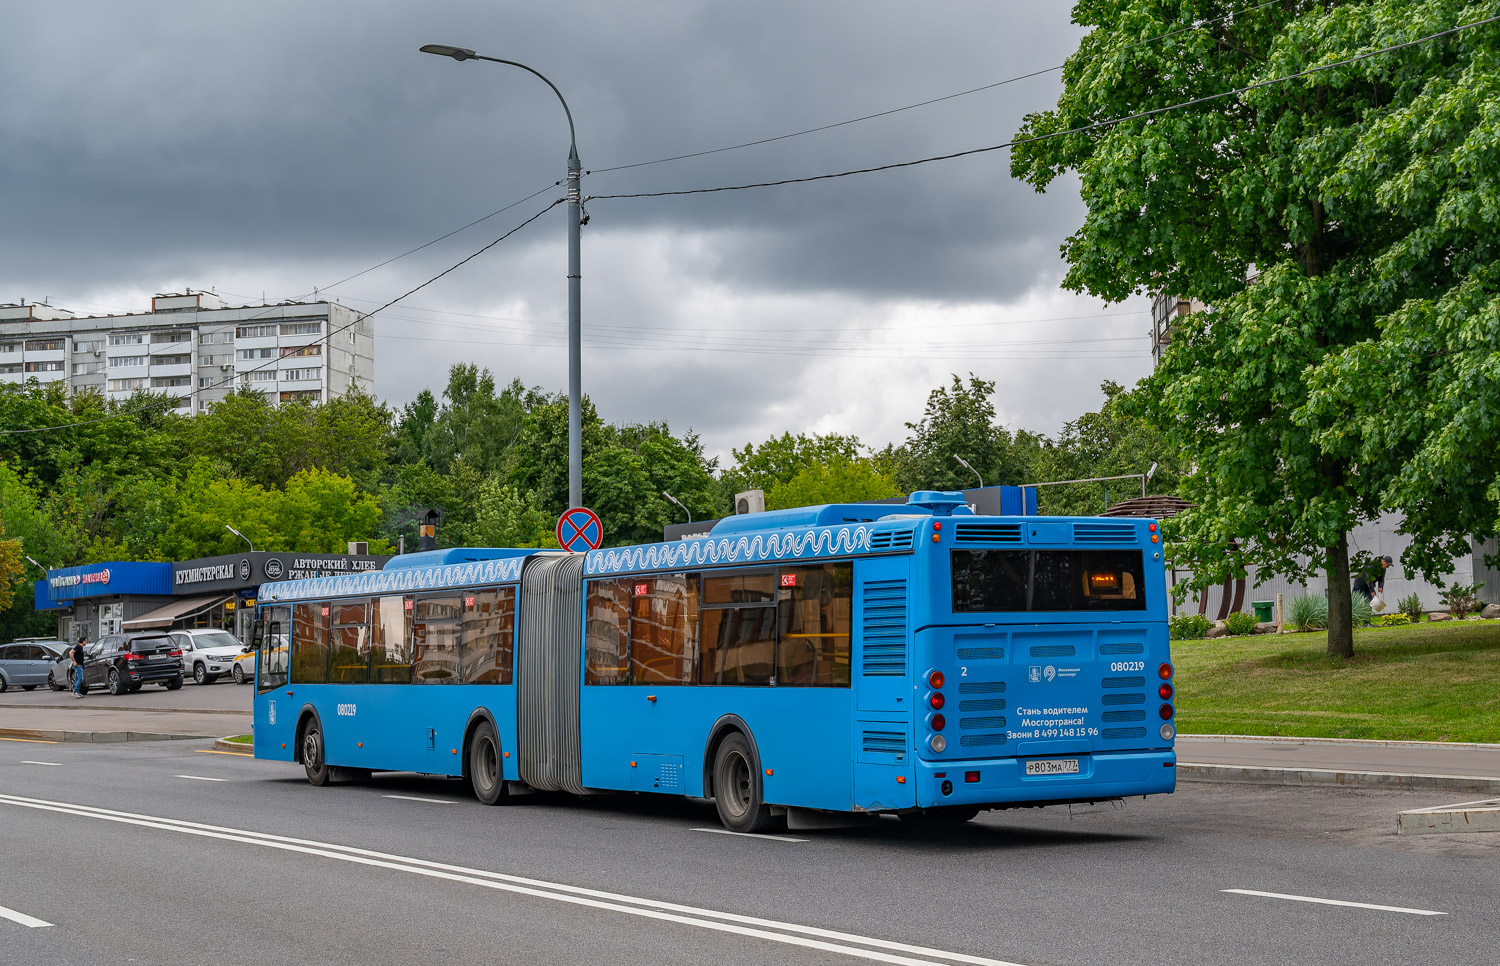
[913,749,1177,808]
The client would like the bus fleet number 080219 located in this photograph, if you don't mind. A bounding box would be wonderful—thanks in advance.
[1109,661,1145,672]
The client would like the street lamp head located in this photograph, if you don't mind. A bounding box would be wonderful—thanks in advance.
[420,43,477,62]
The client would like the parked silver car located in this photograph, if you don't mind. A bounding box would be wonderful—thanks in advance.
[0,640,66,692]
[170,629,246,685]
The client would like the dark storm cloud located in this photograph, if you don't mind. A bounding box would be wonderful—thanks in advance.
[0,1,1084,295]
[0,1,1148,458]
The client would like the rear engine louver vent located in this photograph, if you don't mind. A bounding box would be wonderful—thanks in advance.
[1102,727,1148,741]
[958,698,1007,712]
[960,734,1008,747]
[1102,676,1146,689]
[958,681,1006,694]
[1029,644,1076,658]
[954,523,1023,544]
[956,646,1006,660]
[1073,522,1136,544]
[959,716,1007,730]
[1099,642,1144,655]
[868,530,916,551]
[861,580,907,677]
[1102,709,1146,723]
[862,731,906,757]
[1103,693,1146,705]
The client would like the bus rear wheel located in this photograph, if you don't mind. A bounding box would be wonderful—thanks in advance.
[468,721,507,806]
[712,733,777,834]
[302,719,330,786]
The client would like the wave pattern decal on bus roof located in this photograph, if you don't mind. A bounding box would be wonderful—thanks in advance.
[258,556,527,602]
[585,525,878,576]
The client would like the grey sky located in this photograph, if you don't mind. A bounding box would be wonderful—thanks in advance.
[0,1,1154,467]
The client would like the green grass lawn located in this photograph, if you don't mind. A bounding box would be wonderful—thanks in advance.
[1172,620,1500,742]
[225,734,253,744]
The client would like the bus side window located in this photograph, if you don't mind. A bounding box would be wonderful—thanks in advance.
[699,571,776,686]
[584,578,631,685]
[290,602,330,684]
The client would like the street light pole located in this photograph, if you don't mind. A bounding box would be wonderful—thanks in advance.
[662,490,691,523]
[225,524,254,553]
[420,43,584,509]
[953,455,984,490]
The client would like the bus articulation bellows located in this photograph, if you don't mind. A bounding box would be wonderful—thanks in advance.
[250,490,1175,830]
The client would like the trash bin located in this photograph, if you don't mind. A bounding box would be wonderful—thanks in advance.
[1251,600,1274,622]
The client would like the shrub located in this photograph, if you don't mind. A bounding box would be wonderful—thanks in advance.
[1438,582,1483,619]
[1287,593,1327,631]
[1223,611,1260,636]
[1169,613,1212,640]
[1398,593,1424,622]
[1374,613,1412,627]
[1350,594,1373,626]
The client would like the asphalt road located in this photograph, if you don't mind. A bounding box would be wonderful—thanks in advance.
[1,739,1496,966]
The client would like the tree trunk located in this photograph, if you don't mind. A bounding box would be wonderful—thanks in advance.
[1326,532,1354,659]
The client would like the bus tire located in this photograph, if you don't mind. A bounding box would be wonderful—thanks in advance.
[301,717,330,787]
[712,732,776,834]
[468,721,506,806]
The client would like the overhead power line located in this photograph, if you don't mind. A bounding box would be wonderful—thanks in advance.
[0,199,564,436]
[589,0,1284,175]
[588,14,1500,202]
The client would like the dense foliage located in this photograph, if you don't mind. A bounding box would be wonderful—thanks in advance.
[0,367,1173,638]
[1011,0,1500,657]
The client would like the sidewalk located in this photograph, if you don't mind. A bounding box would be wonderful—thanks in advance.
[1177,734,1500,794]
[0,705,250,742]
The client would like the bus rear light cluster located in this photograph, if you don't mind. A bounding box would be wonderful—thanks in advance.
[1158,682,1173,700]
[1158,662,1173,680]
[1158,703,1174,720]
[929,691,945,710]
[929,713,946,732]
[930,735,947,753]
[1160,723,1176,741]
[928,670,944,689]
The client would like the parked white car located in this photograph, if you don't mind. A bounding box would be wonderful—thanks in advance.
[170,629,246,685]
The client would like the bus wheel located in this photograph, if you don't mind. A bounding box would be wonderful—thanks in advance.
[712,733,776,834]
[468,721,507,806]
[302,719,330,787]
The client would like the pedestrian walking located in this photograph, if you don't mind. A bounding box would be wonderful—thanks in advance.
[70,633,88,698]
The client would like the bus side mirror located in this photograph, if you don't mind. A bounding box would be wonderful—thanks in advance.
[251,619,265,651]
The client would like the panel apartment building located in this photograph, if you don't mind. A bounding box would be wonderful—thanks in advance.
[0,291,374,413]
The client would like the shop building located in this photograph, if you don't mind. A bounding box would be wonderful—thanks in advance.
[35,550,390,643]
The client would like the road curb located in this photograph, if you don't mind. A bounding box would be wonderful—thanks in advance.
[1180,733,1500,751]
[1178,762,1500,794]
[214,736,253,752]
[1398,798,1500,835]
[0,728,205,743]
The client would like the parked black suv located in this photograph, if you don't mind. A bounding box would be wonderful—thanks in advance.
[80,633,185,695]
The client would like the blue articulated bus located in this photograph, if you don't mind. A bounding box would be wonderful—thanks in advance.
[251,490,1176,831]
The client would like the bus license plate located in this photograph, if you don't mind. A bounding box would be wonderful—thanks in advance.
[1025,758,1079,776]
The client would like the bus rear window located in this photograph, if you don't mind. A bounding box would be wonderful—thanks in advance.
[952,549,1147,612]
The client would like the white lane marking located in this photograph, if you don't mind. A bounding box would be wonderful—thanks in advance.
[0,903,52,928]
[19,761,61,767]
[691,827,807,843]
[381,795,456,804]
[1223,889,1446,917]
[175,775,228,782]
[0,793,1030,966]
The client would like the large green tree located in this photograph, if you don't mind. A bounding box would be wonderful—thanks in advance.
[1012,1,1499,657]
[1035,381,1183,515]
[888,375,1042,495]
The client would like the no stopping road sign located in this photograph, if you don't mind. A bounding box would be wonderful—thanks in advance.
[556,507,603,553]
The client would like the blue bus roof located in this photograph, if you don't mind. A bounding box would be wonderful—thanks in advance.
[382,548,535,571]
